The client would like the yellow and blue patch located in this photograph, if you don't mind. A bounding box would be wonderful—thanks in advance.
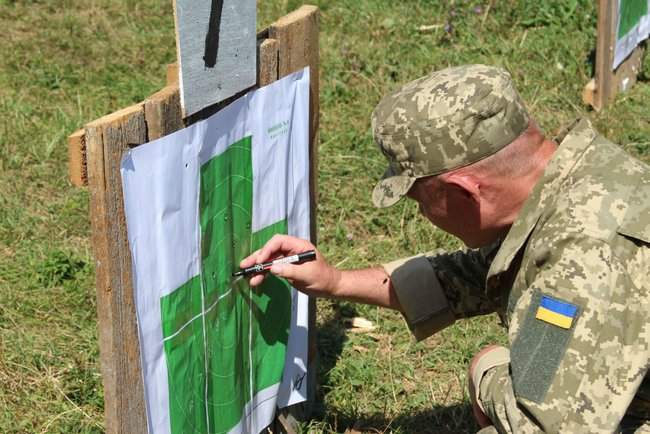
[535,295,578,329]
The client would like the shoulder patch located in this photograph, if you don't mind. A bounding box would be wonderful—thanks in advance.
[511,291,581,403]
[535,295,578,329]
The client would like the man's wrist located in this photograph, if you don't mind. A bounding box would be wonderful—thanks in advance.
[325,266,343,298]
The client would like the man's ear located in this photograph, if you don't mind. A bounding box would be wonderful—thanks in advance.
[440,171,481,203]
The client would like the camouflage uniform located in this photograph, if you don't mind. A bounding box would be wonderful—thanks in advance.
[372,65,650,433]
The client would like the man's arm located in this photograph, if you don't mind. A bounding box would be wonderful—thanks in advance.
[384,242,501,340]
[326,267,402,310]
[240,234,402,310]
[242,234,500,341]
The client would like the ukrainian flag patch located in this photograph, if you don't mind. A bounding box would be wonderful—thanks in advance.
[535,295,578,329]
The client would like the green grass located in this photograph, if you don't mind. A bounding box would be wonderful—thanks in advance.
[0,0,648,433]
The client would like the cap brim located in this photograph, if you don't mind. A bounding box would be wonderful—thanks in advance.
[372,169,416,208]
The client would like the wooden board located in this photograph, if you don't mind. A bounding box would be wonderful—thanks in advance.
[258,38,279,87]
[68,129,87,187]
[85,104,149,434]
[166,63,179,85]
[86,97,188,434]
[173,0,257,117]
[269,5,320,428]
[593,0,618,110]
[584,0,647,110]
[76,7,320,433]
[270,4,320,245]
[144,85,183,141]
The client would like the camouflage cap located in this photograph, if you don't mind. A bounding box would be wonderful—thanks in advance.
[371,64,530,207]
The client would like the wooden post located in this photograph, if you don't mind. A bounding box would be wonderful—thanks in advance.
[270,7,320,431]
[144,86,183,141]
[166,63,179,86]
[85,104,149,433]
[71,5,319,433]
[257,38,279,87]
[270,4,320,246]
[583,0,646,110]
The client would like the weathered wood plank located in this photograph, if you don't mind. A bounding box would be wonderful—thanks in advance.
[173,0,257,117]
[269,4,320,245]
[144,85,183,141]
[166,62,179,85]
[257,38,279,87]
[68,129,87,187]
[85,118,114,431]
[85,104,148,434]
[269,5,320,427]
[592,0,617,110]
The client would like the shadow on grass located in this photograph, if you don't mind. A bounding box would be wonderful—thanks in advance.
[313,403,477,434]
[315,302,357,390]
[308,301,478,433]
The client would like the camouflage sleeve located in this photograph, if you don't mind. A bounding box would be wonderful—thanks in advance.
[427,241,500,318]
[383,241,499,341]
[475,235,649,433]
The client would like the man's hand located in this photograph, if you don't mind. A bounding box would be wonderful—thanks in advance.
[242,235,402,310]
[468,344,504,428]
[240,235,341,298]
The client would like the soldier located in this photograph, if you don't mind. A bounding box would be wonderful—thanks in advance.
[241,65,650,433]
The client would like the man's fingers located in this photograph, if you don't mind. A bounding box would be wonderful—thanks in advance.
[258,234,312,263]
[240,236,315,288]
[248,273,265,287]
[257,234,296,262]
[240,249,262,268]
[270,263,294,279]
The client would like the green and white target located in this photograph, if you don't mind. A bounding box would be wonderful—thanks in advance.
[121,69,310,434]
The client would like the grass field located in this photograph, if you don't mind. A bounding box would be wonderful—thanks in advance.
[0,0,648,433]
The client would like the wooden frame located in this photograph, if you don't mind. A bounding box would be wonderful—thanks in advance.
[583,0,646,111]
[68,5,319,433]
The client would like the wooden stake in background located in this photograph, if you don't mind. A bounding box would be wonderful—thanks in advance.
[583,0,646,111]
[68,5,320,433]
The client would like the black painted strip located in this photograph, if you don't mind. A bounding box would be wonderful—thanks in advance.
[203,0,224,68]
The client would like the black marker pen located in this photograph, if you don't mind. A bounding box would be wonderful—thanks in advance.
[232,250,316,278]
